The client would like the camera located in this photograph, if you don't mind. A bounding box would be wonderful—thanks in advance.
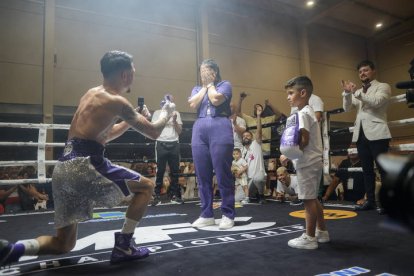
[377,59,414,232]
[378,154,414,232]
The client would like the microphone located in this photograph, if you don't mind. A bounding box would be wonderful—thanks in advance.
[395,80,414,89]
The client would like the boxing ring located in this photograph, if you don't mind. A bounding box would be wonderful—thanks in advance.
[1,92,414,275]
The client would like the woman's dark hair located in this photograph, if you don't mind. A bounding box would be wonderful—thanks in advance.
[200,59,222,83]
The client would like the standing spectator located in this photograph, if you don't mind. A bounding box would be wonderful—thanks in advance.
[151,94,183,205]
[341,60,391,211]
[241,108,267,204]
[283,76,329,250]
[188,59,235,230]
[238,94,285,156]
[229,102,246,150]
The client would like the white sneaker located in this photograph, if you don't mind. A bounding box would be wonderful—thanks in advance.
[192,217,215,228]
[288,233,318,249]
[241,198,249,204]
[316,229,330,243]
[219,215,234,230]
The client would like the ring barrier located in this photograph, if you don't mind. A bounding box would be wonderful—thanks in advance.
[322,92,414,174]
[0,122,196,186]
[1,91,412,187]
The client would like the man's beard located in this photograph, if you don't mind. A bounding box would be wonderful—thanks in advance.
[242,139,252,146]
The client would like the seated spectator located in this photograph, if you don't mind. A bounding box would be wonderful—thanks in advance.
[280,154,296,174]
[183,163,197,200]
[275,167,298,203]
[267,159,278,198]
[17,171,49,211]
[321,151,365,204]
[0,186,18,215]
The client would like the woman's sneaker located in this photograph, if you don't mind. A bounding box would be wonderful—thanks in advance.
[288,233,318,249]
[316,229,330,243]
[191,217,215,228]
[219,216,234,230]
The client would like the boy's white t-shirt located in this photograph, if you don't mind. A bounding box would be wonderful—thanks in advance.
[294,105,322,169]
[276,174,298,196]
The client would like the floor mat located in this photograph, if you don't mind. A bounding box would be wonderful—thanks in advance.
[1,200,413,275]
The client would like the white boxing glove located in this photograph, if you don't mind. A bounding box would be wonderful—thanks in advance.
[159,100,176,121]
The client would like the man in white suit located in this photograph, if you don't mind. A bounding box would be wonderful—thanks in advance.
[341,60,391,211]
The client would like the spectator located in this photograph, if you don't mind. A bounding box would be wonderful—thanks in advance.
[151,94,183,205]
[275,167,299,204]
[341,60,391,211]
[231,148,249,203]
[238,93,285,156]
[241,107,267,204]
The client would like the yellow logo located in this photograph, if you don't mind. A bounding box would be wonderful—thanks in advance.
[290,209,357,220]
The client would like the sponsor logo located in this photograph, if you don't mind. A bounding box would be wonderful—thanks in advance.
[0,218,282,275]
[290,209,357,220]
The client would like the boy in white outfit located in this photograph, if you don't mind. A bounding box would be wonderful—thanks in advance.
[283,76,330,250]
[231,148,249,203]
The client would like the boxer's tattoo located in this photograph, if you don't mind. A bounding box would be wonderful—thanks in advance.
[120,103,166,139]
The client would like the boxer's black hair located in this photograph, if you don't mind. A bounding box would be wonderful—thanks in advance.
[101,50,133,79]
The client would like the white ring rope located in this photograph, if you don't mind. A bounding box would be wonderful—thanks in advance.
[1,97,413,186]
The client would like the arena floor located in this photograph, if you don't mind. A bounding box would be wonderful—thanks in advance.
[1,200,413,276]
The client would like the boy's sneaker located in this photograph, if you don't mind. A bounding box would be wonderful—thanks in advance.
[316,229,330,243]
[110,232,150,264]
[0,240,25,267]
[241,198,250,204]
[288,233,318,249]
[191,217,215,228]
[219,216,234,230]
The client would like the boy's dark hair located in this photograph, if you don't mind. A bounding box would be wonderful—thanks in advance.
[100,50,133,79]
[284,76,313,95]
[233,148,241,154]
[200,59,222,83]
[357,60,375,71]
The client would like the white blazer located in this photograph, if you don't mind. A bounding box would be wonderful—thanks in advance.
[342,79,392,142]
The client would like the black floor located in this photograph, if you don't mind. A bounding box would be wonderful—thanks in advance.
[1,200,414,275]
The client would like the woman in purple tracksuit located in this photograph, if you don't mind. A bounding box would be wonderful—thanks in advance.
[188,59,235,230]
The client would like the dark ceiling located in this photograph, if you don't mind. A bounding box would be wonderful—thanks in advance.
[236,0,414,41]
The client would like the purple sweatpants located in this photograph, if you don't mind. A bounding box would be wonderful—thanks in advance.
[191,116,235,219]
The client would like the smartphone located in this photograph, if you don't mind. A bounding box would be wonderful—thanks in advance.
[138,97,144,110]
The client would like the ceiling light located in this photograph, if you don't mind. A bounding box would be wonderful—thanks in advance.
[375,22,383,29]
[306,1,315,7]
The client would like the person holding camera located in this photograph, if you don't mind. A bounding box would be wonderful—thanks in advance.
[151,94,183,205]
[341,60,391,211]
